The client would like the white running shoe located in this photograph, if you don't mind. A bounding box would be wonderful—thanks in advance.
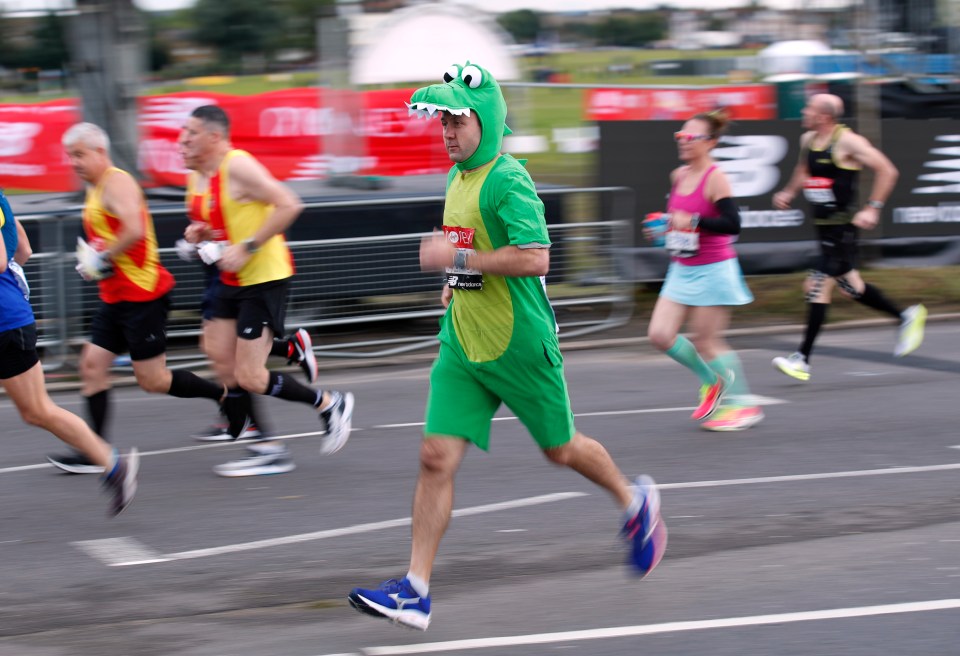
[47,451,105,474]
[102,448,139,516]
[894,304,927,357]
[772,352,810,381]
[214,442,295,477]
[318,391,354,456]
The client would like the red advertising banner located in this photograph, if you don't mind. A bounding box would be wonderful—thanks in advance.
[362,88,450,177]
[0,98,79,192]
[585,85,776,121]
[137,87,451,188]
[2,85,778,192]
[1,88,450,192]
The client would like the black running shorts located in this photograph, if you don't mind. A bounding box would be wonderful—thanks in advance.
[814,223,859,278]
[211,278,289,340]
[89,294,170,361]
[0,322,40,379]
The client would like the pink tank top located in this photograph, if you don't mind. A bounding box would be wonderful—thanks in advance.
[667,165,736,266]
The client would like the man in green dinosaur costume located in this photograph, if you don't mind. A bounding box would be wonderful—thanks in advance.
[348,62,666,631]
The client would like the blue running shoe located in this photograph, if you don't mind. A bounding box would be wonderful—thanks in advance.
[622,474,667,578]
[348,577,431,631]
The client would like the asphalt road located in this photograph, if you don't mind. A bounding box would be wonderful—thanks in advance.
[0,321,958,656]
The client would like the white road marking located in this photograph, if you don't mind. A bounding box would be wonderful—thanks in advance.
[73,461,960,567]
[74,537,166,566]
[74,492,588,567]
[334,599,960,656]
[0,463,50,474]
[0,430,330,475]
[655,462,960,490]
[374,395,788,429]
[2,398,788,474]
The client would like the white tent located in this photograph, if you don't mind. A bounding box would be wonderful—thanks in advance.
[350,3,519,86]
[758,40,833,75]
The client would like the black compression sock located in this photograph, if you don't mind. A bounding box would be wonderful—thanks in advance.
[265,371,319,406]
[270,337,291,359]
[168,369,224,401]
[799,303,828,361]
[247,393,271,434]
[855,283,903,319]
[85,389,111,440]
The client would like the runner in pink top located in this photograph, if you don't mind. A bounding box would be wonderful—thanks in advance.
[644,109,763,432]
[667,165,736,266]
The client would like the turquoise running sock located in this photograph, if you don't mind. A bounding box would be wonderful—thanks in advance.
[708,351,751,404]
[664,336,717,386]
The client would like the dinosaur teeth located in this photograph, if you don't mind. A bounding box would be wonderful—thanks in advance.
[405,102,471,119]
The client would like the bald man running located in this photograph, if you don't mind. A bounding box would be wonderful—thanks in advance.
[771,93,926,381]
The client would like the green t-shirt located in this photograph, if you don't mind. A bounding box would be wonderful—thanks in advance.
[439,154,556,363]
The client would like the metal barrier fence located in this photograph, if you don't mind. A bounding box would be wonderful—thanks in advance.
[15,185,635,366]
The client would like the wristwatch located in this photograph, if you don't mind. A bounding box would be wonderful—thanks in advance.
[241,238,260,254]
[867,200,885,210]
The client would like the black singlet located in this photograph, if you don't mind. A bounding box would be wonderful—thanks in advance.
[804,125,858,225]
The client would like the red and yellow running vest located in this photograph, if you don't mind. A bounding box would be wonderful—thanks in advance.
[185,150,294,287]
[82,167,174,304]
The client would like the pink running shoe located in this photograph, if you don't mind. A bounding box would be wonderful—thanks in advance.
[691,376,726,420]
[701,406,764,432]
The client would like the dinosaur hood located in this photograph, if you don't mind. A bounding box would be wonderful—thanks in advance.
[407,62,512,171]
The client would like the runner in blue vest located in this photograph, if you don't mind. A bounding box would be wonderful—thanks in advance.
[0,191,137,515]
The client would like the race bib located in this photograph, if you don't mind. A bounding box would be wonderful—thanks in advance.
[803,177,836,205]
[665,229,700,258]
[443,226,482,290]
[8,261,29,300]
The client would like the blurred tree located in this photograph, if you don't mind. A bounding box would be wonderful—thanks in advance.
[191,0,284,69]
[593,13,667,48]
[26,12,71,71]
[146,18,172,72]
[559,20,594,47]
[0,13,26,70]
[497,9,542,44]
[276,0,336,54]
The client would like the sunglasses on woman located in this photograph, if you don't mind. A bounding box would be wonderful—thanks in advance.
[674,132,712,143]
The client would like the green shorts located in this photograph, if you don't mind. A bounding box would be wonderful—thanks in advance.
[424,336,576,450]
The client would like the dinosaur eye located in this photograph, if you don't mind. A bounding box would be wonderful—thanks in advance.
[443,65,459,83]
[461,65,482,89]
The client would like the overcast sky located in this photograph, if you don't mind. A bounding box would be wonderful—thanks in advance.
[0,0,854,13]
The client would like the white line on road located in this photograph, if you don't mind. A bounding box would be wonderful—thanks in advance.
[74,461,960,567]
[73,492,589,566]
[331,599,960,656]
[2,398,788,475]
[655,462,960,490]
[374,395,788,429]
[74,536,166,566]
[0,430,330,475]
